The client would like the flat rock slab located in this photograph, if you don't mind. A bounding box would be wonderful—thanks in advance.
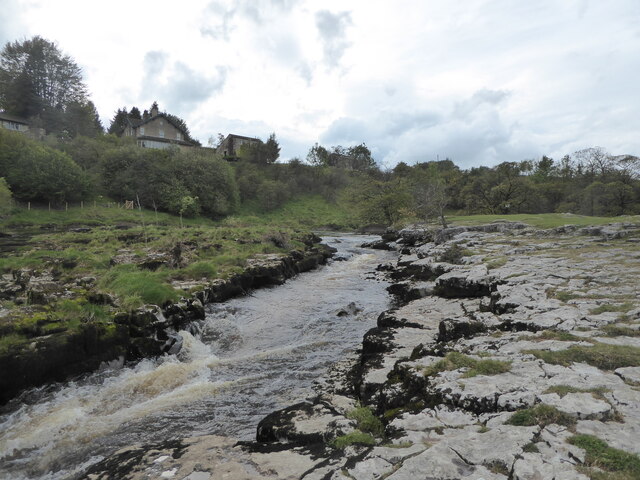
[85,435,326,480]
[538,392,612,420]
[616,366,640,384]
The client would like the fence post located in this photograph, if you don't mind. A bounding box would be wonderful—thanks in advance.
[81,201,84,209]
[28,202,31,211]
[48,202,51,212]
[65,202,68,211]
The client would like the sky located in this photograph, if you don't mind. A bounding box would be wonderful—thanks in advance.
[1,0,639,168]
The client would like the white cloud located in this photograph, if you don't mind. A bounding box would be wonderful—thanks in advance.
[3,0,639,164]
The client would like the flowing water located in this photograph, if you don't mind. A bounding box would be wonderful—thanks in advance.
[0,235,395,479]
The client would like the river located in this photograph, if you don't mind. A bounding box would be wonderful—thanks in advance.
[0,235,395,479]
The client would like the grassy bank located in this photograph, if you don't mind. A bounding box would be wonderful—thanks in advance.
[0,195,355,354]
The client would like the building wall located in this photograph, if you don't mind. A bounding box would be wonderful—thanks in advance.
[218,135,261,157]
[0,119,29,133]
[136,116,184,141]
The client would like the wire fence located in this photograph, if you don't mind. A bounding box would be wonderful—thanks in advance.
[12,200,136,211]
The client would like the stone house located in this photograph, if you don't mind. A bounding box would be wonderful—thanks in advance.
[122,103,195,150]
[0,112,30,133]
[217,134,262,160]
[0,112,46,139]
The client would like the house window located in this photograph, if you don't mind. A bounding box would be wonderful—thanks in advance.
[159,129,165,138]
[140,127,145,135]
[176,132,182,141]
[159,120,164,126]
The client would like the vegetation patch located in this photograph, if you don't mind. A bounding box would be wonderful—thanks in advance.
[544,385,610,400]
[600,324,640,337]
[99,267,180,310]
[346,406,385,437]
[547,288,582,302]
[569,434,640,477]
[506,404,576,428]
[518,330,585,342]
[423,352,511,378]
[330,431,376,449]
[525,343,640,370]
[590,303,635,315]
[485,257,508,270]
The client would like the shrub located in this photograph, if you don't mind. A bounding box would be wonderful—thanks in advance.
[346,407,384,437]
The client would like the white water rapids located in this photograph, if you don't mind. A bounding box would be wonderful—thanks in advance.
[0,235,395,479]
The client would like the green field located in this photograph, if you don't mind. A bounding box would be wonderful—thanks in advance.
[447,213,640,229]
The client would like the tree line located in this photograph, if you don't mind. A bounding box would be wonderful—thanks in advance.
[1,36,639,225]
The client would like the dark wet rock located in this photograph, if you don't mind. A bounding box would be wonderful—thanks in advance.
[387,281,434,303]
[437,317,489,342]
[390,259,453,282]
[163,332,184,355]
[396,227,433,246]
[257,401,355,446]
[361,239,395,250]
[0,322,129,404]
[335,302,362,317]
[434,266,498,298]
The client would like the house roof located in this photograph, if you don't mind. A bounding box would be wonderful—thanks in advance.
[134,113,188,134]
[0,112,29,124]
[225,133,262,142]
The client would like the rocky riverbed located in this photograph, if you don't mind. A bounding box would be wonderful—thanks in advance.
[86,222,640,480]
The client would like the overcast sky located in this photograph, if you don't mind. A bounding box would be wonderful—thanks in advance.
[2,0,639,168]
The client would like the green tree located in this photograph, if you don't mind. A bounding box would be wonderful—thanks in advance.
[307,143,330,166]
[413,165,449,227]
[347,177,412,225]
[0,36,89,132]
[347,143,376,170]
[128,106,142,120]
[264,132,281,163]
[63,100,103,138]
[108,107,129,134]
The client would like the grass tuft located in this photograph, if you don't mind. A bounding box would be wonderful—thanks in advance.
[569,434,640,476]
[525,343,640,370]
[331,431,376,449]
[346,406,384,437]
[506,404,576,428]
[423,352,511,378]
[590,303,635,315]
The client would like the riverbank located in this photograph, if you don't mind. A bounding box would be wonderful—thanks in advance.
[0,206,337,404]
[86,220,640,480]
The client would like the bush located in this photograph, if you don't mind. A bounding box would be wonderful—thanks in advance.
[346,407,384,437]
[0,129,91,203]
